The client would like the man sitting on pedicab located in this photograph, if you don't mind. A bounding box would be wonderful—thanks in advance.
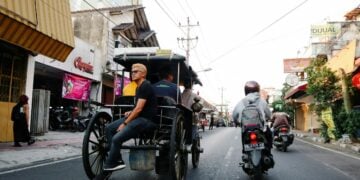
[152,65,181,104]
[103,63,157,171]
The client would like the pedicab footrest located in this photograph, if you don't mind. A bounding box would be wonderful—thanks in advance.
[120,145,161,150]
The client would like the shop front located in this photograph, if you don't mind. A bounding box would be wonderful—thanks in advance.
[0,41,29,141]
[31,38,101,133]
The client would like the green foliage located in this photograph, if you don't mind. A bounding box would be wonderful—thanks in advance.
[304,56,341,115]
[333,106,347,139]
[342,109,360,138]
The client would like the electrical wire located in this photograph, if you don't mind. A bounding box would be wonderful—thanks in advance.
[208,0,309,65]
[184,0,198,20]
[153,0,186,35]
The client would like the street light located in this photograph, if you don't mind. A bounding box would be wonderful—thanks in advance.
[196,67,212,73]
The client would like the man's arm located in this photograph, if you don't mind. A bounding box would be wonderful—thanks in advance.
[117,98,146,131]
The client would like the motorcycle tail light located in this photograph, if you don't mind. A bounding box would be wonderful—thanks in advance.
[249,132,257,144]
[280,127,288,132]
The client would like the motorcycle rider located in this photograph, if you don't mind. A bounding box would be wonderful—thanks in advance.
[270,107,290,130]
[232,81,273,158]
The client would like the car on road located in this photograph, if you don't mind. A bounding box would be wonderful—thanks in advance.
[216,119,226,127]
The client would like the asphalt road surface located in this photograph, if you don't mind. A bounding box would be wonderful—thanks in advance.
[1,127,359,180]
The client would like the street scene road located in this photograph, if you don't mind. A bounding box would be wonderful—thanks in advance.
[1,127,359,180]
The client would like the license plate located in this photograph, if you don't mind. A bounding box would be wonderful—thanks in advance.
[281,136,288,141]
[244,143,265,151]
[279,133,288,136]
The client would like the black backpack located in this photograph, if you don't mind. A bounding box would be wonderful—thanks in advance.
[11,104,23,121]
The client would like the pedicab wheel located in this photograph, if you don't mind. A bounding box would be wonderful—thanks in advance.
[191,138,200,168]
[170,113,188,180]
[82,112,112,179]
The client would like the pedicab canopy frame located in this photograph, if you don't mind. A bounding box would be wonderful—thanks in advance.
[113,53,202,104]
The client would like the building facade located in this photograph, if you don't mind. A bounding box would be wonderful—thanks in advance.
[0,0,74,142]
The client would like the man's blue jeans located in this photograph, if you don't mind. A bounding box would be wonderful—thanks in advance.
[104,117,155,166]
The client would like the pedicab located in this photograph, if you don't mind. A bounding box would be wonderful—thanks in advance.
[82,52,204,180]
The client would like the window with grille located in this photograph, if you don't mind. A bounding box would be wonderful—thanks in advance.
[0,50,27,102]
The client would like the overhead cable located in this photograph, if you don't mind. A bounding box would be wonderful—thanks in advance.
[208,0,309,65]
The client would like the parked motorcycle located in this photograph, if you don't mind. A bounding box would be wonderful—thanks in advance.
[240,124,274,180]
[49,106,65,130]
[49,106,78,131]
[73,108,94,132]
[273,125,294,152]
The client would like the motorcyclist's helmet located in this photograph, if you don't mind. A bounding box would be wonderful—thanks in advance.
[273,104,283,112]
[244,81,260,95]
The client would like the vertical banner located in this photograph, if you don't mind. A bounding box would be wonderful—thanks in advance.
[114,76,131,96]
[321,107,336,139]
[62,73,91,101]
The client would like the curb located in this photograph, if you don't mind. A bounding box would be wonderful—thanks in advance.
[0,154,81,175]
[294,132,360,155]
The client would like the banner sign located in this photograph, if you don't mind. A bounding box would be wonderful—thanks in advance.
[114,76,131,96]
[310,24,340,37]
[62,73,91,101]
[283,58,311,73]
[321,107,336,139]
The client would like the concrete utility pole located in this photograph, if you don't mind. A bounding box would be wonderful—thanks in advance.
[178,17,199,65]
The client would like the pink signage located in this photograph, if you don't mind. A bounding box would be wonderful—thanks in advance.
[62,73,91,101]
[114,76,131,96]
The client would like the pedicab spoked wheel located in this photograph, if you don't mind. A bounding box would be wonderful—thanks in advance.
[191,137,200,168]
[170,113,188,180]
[82,112,112,179]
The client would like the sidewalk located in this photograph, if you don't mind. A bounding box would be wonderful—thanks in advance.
[0,131,84,173]
[292,130,360,156]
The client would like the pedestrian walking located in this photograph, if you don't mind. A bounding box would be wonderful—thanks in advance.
[209,114,214,130]
[11,95,35,147]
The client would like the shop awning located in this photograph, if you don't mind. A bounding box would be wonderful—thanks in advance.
[0,1,75,62]
[284,83,307,99]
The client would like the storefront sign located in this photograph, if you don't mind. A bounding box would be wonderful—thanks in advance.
[321,107,335,139]
[74,56,93,74]
[352,72,360,89]
[283,58,311,73]
[62,73,91,101]
[311,24,340,37]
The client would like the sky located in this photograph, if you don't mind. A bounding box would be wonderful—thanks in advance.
[141,0,360,110]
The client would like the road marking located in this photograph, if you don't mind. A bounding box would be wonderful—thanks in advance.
[322,162,355,180]
[295,138,360,161]
[225,146,234,160]
[0,156,81,175]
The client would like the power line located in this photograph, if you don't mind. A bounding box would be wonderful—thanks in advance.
[208,0,309,65]
[159,0,180,23]
[154,0,184,33]
[184,0,198,20]
[176,0,189,18]
[82,0,118,26]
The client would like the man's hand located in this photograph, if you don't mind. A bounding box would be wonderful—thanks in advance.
[124,111,132,117]
[117,123,126,132]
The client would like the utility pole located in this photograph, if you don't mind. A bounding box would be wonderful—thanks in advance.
[178,17,199,66]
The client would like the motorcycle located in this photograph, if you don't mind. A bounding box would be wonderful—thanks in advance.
[49,106,63,130]
[49,106,78,131]
[240,124,274,180]
[273,125,294,152]
[73,108,94,132]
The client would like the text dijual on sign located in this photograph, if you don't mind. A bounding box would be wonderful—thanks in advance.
[310,24,340,37]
